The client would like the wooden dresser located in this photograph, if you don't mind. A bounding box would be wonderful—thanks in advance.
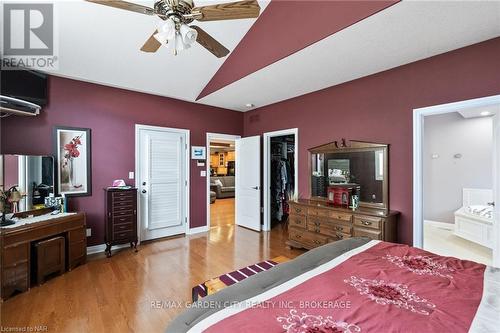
[1,212,86,300]
[104,188,138,257]
[287,199,399,250]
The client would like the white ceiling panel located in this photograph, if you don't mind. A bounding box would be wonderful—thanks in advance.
[45,0,270,103]
[198,1,500,111]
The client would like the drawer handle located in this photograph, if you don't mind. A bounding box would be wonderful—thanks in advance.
[314,221,320,226]
[294,220,302,224]
[337,216,344,220]
[361,220,372,226]
[314,227,320,233]
[335,226,343,231]
[337,233,344,239]
[295,234,302,239]
[313,240,322,245]
[295,208,301,213]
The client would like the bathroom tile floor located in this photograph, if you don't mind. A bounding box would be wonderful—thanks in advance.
[424,222,492,265]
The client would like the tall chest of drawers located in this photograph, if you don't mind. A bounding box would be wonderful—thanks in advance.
[104,188,138,257]
[287,199,399,250]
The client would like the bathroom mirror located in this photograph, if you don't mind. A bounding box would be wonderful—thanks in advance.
[1,154,55,212]
[309,140,389,211]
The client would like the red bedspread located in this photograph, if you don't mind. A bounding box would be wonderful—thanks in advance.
[196,241,488,333]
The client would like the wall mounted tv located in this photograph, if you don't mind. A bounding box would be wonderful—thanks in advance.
[1,69,48,106]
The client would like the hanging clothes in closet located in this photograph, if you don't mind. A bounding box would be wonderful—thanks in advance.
[271,139,294,223]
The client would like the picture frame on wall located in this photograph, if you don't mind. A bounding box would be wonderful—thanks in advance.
[191,146,206,160]
[53,126,92,197]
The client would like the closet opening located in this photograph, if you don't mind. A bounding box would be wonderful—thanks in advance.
[263,129,298,232]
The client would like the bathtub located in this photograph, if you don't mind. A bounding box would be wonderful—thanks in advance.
[454,188,494,249]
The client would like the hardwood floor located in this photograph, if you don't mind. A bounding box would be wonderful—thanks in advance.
[210,197,235,228]
[0,224,303,332]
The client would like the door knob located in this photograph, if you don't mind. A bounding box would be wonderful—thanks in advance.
[142,190,147,194]
[251,186,260,190]
[142,182,146,186]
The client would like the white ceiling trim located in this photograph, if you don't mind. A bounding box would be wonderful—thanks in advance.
[198,1,500,111]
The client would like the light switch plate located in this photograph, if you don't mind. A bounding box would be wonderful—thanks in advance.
[200,170,206,177]
[129,171,134,179]
[86,228,91,237]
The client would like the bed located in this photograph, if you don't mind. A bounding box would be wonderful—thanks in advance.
[454,188,494,249]
[166,238,499,333]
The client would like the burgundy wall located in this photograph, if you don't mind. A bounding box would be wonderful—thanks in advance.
[244,37,500,245]
[1,76,243,246]
[3,155,19,190]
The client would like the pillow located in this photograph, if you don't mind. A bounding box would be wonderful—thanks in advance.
[212,179,223,187]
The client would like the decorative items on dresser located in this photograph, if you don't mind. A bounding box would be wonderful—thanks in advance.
[0,209,86,300]
[288,139,399,249]
[104,188,138,257]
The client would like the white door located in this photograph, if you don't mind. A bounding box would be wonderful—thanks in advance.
[137,126,188,241]
[493,113,500,268]
[235,136,261,231]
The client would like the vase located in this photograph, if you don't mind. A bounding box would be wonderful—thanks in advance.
[68,158,76,188]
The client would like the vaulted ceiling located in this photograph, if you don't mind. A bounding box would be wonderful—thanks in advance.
[47,0,500,111]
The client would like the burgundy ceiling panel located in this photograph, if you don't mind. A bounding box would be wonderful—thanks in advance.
[197,0,399,100]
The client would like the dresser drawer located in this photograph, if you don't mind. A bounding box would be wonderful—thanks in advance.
[2,263,28,286]
[289,214,306,229]
[328,211,352,223]
[289,204,306,216]
[307,207,330,217]
[112,191,135,199]
[353,227,382,240]
[354,215,382,230]
[307,223,351,240]
[113,200,135,208]
[113,223,133,233]
[113,230,134,241]
[112,196,135,204]
[113,215,134,225]
[289,227,328,248]
[113,205,134,213]
[2,243,28,267]
[112,210,134,218]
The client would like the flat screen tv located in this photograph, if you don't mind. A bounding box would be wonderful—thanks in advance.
[1,69,48,106]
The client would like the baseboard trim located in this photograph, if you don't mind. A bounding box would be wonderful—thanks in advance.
[187,226,209,235]
[87,243,130,255]
[424,219,454,230]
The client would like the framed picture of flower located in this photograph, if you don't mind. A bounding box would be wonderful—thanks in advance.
[53,126,92,197]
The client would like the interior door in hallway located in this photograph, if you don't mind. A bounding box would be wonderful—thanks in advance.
[235,136,261,231]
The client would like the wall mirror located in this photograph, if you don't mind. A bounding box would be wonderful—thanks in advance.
[309,140,389,211]
[1,155,55,212]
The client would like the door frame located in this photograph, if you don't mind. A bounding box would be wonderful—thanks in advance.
[135,124,190,243]
[412,95,500,267]
[263,128,299,232]
[206,133,241,229]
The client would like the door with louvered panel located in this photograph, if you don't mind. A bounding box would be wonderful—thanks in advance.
[137,126,188,241]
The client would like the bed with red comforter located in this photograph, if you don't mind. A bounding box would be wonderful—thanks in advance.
[167,239,499,333]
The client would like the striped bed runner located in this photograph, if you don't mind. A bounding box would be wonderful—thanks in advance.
[192,260,278,301]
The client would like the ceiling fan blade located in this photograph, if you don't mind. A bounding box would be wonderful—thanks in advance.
[192,0,260,21]
[191,26,230,58]
[140,30,162,53]
[86,0,154,15]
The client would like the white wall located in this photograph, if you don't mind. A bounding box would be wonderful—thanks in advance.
[424,113,493,223]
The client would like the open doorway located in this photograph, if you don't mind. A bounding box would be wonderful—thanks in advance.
[263,129,298,231]
[413,95,500,267]
[206,133,240,229]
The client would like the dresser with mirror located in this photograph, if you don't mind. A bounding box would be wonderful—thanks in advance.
[287,140,399,250]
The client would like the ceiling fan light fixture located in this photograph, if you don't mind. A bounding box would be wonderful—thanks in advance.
[156,18,176,39]
[179,23,198,45]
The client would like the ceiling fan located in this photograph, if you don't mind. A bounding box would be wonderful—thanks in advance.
[86,0,261,57]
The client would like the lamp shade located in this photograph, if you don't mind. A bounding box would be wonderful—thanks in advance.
[154,18,176,45]
[179,24,198,45]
